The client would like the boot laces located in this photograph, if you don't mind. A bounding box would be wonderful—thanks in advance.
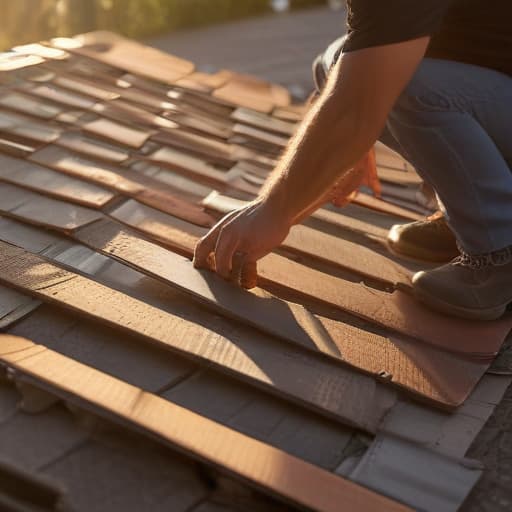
[453,246,512,269]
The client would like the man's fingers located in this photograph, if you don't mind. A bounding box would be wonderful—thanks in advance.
[230,252,258,289]
[193,210,239,269]
[214,225,240,279]
[240,260,258,289]
[366,147,382,198]
[193,232,217,269]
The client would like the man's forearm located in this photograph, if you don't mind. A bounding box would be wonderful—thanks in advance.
[260,56,379,224]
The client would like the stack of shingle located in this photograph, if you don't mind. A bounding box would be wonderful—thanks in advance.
[0,32,510,512]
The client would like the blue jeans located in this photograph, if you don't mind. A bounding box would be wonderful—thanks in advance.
[315,42,512,255]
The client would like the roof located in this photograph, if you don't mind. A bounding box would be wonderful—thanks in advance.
[0,28,510,512]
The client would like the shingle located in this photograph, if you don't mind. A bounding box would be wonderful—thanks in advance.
[164,369,354,470]
[43,435,208,512]
[0,285,40,329]
[0,241,397,431]
[0,109,61,143]
[76,220,486,406]
[55,132,130,163]
[0,404,88,471]
[350,434,482,512]
[9,305,195,393]
[0,26,506,512]
[0,153,115,208]
[231,107,296,136]
[21,83,97,110]
[0,336,408,512]
[0,183,103,232]
[213,74,290,113]
[0,91,63,118]
[61,31,195,84]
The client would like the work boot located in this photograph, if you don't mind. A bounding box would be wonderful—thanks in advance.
[412,249,512,320]
[387,212,459,262]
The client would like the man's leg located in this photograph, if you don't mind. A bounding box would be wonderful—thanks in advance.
[387,59,512,319]
[314,46,512,318]
[387,58,512,254]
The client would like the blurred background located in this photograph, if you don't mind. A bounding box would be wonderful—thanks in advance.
[0,0,341,50]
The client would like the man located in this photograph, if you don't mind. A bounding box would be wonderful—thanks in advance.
[194,1,512,321]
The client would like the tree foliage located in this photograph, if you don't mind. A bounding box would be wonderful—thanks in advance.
[1,0,325,50]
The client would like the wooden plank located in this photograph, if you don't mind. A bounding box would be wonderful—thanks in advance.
[55,132,130,163]
[29,146,215,227]
[377,167,422,187]
[231,107,296,136]
[0,242,396,431]
[165,111,233,139]
[0,91,63,119]
[30,145,141,195]
[374,142,414,171]
[174,70,233,91]
[272,106,305,123]
[0,54,44,72]
[19,83,97,110]
[147,147,231,186]
[53,74,120,101]
[258,252,509,359]
[62,31,195,84]
[74,219,489,408]
[145,147,267,196]
[109,201,511,358]
[117,86,179,111]
[0,335,410,512]
[0,183,103,232]
[151,130,236,164]
[213,75,290,113]
[353,193,423,221]
[81,116,153,148]
[0,153,115,208]
[0,110,60,143]
[12,43,69,60]
[284,224,412,287]
[135,163,212,200]
[231,123,289,149]
[151,129,274,170]
[109,200,213,255]
[91,100,177,131]
[0,136,34,157]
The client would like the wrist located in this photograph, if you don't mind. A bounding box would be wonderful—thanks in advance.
[258,190,297,227]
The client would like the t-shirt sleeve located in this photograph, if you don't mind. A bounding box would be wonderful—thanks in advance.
[343,0,452,52]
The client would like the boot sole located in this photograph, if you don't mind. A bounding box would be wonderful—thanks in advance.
[413,286,508,321]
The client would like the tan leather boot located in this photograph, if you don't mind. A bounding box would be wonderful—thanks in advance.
[387,212,459,262]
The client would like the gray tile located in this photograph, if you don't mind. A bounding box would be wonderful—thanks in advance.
[43,433,208,512]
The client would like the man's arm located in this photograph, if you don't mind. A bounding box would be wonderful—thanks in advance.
[194,37,430,286]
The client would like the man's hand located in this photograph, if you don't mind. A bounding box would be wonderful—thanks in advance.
[193,199,291,289]
[329,147,381,207]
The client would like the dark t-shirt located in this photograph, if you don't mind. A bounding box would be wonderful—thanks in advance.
[343,0,512,76]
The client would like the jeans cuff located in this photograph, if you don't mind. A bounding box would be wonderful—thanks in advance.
[457,243,512,268]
